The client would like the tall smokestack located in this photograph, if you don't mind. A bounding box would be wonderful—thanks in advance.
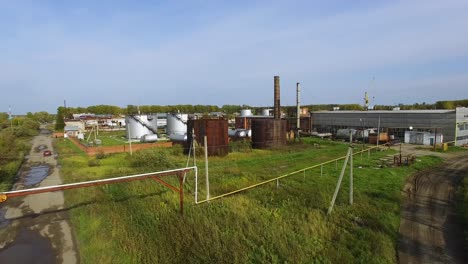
[296,82,300,129]
[274,76,280,119]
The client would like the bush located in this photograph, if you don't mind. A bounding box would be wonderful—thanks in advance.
[229,140,252,153]
[129,148,177,170]
[95,150,106,160]
[88,159,101,167]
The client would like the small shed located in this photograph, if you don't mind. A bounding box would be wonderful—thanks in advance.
[404,131,444,145]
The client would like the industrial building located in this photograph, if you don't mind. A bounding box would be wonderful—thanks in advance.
[310,107,468,146]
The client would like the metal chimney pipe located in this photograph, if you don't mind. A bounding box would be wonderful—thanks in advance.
[296,82,300,129]
[274,76,280,119]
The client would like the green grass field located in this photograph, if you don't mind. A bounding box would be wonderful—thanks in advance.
[80,130,168,147]
[54,138,442,263]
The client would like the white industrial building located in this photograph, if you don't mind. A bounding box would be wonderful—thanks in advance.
[310,107,468,146]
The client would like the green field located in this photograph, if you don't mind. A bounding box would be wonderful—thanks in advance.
[79,130,169,147]
[54,138,442,263]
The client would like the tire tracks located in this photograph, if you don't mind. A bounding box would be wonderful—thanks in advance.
[398,154,468,264]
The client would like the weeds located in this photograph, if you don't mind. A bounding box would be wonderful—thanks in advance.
[56,137,444,263]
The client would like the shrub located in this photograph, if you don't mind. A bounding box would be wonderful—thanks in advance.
[95,150,106,160]
[129,148,177,170]
[88,159,101,167]
[229,140,252,153]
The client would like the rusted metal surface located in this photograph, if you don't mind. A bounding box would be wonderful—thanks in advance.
[251,119,287,148]
[235,116,272,129]
[187,118,229,156]
[274,76,281,119]
[286,116,312,132]
[235,116,249,129]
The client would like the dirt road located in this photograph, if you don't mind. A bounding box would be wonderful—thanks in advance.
[0,129,78,263]
[398,151,468,264]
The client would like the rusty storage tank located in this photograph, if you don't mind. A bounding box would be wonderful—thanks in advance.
[187,118,229,156]
[251,119,287,148]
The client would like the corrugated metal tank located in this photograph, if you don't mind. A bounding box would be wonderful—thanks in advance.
[126,115,153,139]
[251,119,287,149]
[167,113,188,136]
[187,119,229,156]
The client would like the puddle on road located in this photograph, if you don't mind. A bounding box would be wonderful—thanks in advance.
[24,165,50,187]
[35,145,48,152]
[0,228,55,264]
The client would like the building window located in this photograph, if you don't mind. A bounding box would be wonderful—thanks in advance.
[458,123,468,131]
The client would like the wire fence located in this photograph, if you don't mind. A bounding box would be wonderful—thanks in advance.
[194,144,382,204]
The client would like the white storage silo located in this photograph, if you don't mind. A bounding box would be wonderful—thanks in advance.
[166,113,188,138]
[147,114,159,130]
[126,115,154,139]
[261,109,271,116]
[240,109,252,117]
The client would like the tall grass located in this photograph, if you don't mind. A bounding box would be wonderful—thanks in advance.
[56,138,442,263]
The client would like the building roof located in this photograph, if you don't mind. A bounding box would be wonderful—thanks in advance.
[64,125,80,131]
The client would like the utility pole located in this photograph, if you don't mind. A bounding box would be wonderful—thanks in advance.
[328,131,354,214]
[377,115,381,146]
[349,132,353,205]
[296,82,301,139]
[204,135,210,200]
[128,128,133,156]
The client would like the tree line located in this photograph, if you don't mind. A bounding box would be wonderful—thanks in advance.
[54,99,467,129]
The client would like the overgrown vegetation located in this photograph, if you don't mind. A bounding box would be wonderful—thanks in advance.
[0,113,42,191]
[55,137,443,263]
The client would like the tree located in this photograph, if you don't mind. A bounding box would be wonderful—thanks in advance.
[55,107,66,130]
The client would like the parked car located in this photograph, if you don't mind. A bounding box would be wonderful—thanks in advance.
[43,150,52,157]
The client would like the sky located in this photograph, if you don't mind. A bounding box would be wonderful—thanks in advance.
[1,0,467,114]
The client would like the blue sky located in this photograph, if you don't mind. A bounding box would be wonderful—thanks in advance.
[1,0,467,114]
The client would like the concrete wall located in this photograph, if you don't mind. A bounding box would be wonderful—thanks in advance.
[404,131,443,145]
[456,107,468,145]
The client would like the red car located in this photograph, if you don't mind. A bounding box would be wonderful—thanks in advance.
[43,150,52,157]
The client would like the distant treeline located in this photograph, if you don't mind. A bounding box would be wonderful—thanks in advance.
[55,99,467,129]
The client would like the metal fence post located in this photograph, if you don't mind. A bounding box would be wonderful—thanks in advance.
[350,148,353,205]
[204,136,210,200]
[328,148,352,215]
